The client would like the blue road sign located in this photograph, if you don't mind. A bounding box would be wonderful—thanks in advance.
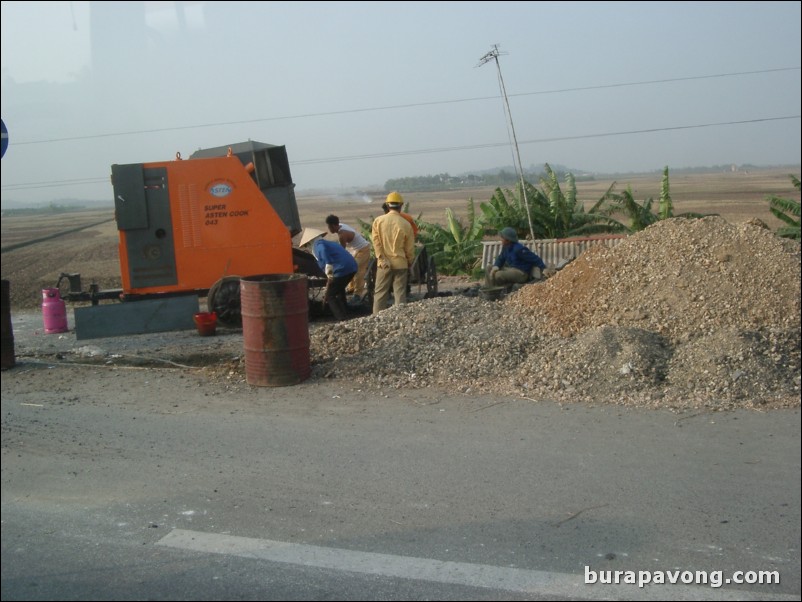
[1,119,7,159]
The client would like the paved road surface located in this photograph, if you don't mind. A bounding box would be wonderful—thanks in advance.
[1,311,799,600]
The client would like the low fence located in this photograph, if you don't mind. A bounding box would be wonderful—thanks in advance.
[481,235,627,269]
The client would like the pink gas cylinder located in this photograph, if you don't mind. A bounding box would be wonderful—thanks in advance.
[41,288,68,334]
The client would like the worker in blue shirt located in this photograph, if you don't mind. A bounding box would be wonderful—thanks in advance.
[486,227,546,288]
[299,228,357,321]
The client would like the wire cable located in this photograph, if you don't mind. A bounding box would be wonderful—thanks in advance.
[4,115,798,191]
[11,67,800,146]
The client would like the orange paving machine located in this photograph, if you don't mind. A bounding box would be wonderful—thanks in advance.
[62,141,325,339]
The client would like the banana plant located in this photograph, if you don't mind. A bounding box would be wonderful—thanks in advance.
[605,186,659,232]
[604,166,708,232]
[479,181,544,238]
[657,165,674,220]
[768,175,801,240]
[537,163,622,237]
[418,199,485,275]
[481,164,623,240]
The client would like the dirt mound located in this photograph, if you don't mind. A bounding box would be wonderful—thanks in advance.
[311,217,800,409]
[507,216,800,341]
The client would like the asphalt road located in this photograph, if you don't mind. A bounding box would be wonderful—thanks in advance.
[1,312,800,601]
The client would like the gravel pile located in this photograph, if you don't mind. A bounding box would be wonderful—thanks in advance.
[310,217,801,410]
[510,216,800,342]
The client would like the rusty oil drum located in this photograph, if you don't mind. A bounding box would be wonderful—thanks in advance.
[1,280,15,369]
[240,274,311,386]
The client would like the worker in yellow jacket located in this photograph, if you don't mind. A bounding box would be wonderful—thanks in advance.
[371,191,415,313]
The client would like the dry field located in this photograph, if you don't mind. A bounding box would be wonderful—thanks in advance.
[2,167,799,310]
[299,167,800,229]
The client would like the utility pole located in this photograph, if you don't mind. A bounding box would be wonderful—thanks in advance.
[477,44,535,243]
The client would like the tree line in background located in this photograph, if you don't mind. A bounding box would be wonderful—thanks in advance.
[363,166,801,278]
[382,164,776,194]
[384,167,592,192]
[1,202,90,217]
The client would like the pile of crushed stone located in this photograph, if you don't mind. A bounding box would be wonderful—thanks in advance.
[310,217,800,410]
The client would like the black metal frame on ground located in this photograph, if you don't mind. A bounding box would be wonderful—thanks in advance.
[57,272,197,306]
[206,248,329,326]
[363,244,438,308]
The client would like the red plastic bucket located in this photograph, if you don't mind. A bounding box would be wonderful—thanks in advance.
[193,311,217,336]
[42,288,68,334]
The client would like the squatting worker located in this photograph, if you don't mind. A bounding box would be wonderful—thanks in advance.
[486,227,546,288]
[325,214,371,302]
[371,192,415,313]
[299,227,357,321]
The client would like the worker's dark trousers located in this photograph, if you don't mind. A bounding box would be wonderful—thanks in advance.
[327,273,355,321]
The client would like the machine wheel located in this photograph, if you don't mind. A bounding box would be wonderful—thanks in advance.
[425,256,438,297]
[207,276,242,326]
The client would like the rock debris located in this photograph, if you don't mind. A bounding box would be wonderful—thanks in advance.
[310,217,800,410]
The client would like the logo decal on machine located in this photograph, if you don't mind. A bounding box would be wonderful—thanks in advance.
[209,182,233,198]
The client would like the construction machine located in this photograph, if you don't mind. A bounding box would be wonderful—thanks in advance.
[60,141,326,334]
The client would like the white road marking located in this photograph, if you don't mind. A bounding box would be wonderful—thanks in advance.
[157,529,797,601]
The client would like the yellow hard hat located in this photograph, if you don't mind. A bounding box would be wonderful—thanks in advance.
[385,191,404,206]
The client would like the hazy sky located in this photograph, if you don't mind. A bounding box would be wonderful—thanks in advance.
[1,0,800,205]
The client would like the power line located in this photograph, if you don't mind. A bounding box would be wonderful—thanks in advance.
[2,178,110,191]
[4,115,798,191]
[293,116,800,164]
[509,67,800,97]
[2,176,109,189]
[11,67,800,146]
